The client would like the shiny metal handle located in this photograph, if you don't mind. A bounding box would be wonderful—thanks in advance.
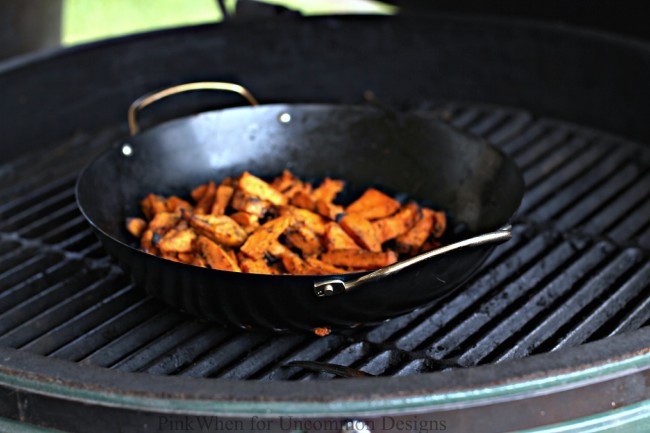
[127,82,259,135]
[314,225,512,297]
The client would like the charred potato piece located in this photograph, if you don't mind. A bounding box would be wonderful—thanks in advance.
[290,191,316,211]
[278,206,327,235]
[240,215,293,260]
[431,211,447,239]
[285,224,322,256]
[194,181,217,214]
[211,184,234,216]
[238,171,288,206]
[157,228,197,254]
[185,212,247,247]
[395,208,435,255]
[345,188,401,220]
[230,189,272,217]
[320,249,398,270]
[148,211,181,235]
[372,202,420,244]
[126,217,147,238]
[339,214,382,252]
[304,256,348,274]
[239,257,276,275]
[312,177,344,203]
[230,211,260,234]
[315,199,344,220]
[323,222,360,251]
[166,196,192,213]
[281,251,318,275]
[191,183,208,202]
[141,193,167,220]
[196,236,241,272]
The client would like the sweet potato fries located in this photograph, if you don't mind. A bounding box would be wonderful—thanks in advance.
[126,170,446,275]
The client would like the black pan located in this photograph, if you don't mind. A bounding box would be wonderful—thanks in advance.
[76,82,524,332]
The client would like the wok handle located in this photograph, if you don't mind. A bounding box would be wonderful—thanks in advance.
[313,225,513,297]
[127,82,259,135]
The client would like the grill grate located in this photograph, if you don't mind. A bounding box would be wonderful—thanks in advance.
[1,103,649,380]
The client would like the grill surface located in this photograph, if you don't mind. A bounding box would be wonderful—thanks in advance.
[1,103,649,382]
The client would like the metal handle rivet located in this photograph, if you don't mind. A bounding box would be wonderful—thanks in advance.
[323,284,334,294]
[121,144,133,156]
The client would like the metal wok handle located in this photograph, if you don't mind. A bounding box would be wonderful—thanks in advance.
[127,82,259,135]
[314,225,512,297]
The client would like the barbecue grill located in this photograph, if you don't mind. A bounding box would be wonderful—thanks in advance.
[1,6,650,433]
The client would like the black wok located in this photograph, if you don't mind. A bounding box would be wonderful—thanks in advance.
[76,82,524,332]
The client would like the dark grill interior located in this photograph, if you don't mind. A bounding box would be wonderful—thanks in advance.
[1,102,649,381]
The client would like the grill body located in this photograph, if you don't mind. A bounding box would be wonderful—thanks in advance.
[0,14,649,433]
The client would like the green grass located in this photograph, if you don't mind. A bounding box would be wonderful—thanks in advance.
[62,0,395,46]
[62,0,221,45]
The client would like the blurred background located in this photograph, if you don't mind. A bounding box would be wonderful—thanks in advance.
[0,0,394,60]
[3,0,650,62]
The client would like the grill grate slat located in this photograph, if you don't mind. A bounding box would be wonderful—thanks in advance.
[112,321,211,373]
[49,298,162,362]
[1,104,649,382]
[461,240,615,365]
[20,283,141,356]
[80,310,187,367]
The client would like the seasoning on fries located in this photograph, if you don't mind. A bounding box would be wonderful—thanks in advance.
[126,170,447,275]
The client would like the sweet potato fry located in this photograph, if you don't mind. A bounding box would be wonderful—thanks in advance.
[284,181,312,199]
[315,199,344,220]
[323,222,360,251]
[285,224,322,256]
[148,212,180,235]
[160,251,181,263]
[345,188,401,220]
[278,206,327,235]
[320,249,398,270]
[230,189,272,217]
[305,256,348,274]
[290,191,315,211]
[281,252,318,275]
[191,183,208,202]
[312,177,344,203]
[420,239,441,254]
[157,228,197,254]
[211,185,234,216]
[395,208,435,255]
[140,229,157,254]
[238,171,288,206]
[240,215,293,259]
[191,254,207,268]
[196,236,241,272]
[339,214,382,252]
[130,170,450,276]
[372,202,420,244]
[185,212,247,247]
[239,257,275,274]
[271,169,300,193]
[271,170,311,197]
[194,181,216,214]
[166,196,192,213]
[230,211,260,234]
[220,177,236,187]
[126,217,147,238]
[267,240,291,258]
[431,211,447,238]
[177,252,195,264]
[141,194,167,220]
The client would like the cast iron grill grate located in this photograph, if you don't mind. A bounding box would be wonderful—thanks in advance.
[0,103,648,381]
